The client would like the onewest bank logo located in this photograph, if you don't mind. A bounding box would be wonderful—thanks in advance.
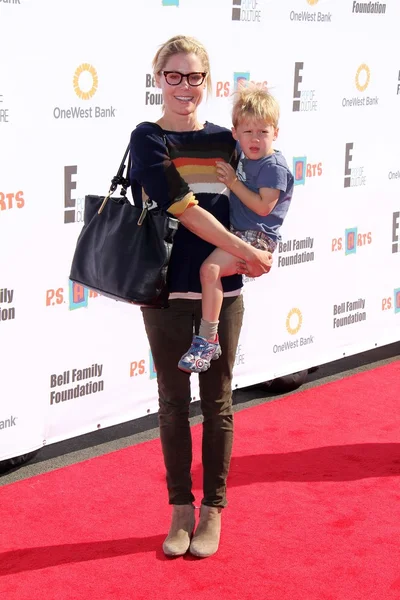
[53,64,116,120]
[272,308,314,354]
[290,0,332,22]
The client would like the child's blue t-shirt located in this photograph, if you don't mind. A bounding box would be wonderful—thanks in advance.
[229,151,294,242]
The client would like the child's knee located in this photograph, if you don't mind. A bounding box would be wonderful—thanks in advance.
[200,261,220,285]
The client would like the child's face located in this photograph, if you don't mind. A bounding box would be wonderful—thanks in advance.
[232,118,278,161]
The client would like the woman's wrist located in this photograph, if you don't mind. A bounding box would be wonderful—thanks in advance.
[231,233,258,263]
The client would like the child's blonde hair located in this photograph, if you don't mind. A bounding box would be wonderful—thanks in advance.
[152,35,212,96]
[232,87,280,128]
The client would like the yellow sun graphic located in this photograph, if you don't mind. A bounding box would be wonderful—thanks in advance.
[355,64,370,92]
[307,0,319,5]
[73,63,98,100]
[286,308,303,335]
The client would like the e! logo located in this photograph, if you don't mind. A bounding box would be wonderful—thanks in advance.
[344,143,353,188]
[64,166,77,223]
[293,62,303,112]
[392,212,399,253]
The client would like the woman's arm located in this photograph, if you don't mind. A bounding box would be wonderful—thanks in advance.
[178,204,273,277]
[130,125,272,276]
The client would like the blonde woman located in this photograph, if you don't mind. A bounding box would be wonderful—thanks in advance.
[129,36,273,558]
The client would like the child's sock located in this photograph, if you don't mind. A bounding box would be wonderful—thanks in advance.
[199,319,219,342]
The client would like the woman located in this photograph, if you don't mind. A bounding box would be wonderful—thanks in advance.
[129,35,273,558]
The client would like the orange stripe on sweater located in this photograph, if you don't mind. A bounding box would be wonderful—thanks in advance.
[172,157,225,168]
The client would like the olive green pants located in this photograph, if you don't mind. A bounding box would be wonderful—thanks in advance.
[141,295,244,507]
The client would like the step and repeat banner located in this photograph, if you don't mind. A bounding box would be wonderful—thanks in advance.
[1,0,399,460]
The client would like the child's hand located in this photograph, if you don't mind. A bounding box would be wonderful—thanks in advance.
[216,161,237,189]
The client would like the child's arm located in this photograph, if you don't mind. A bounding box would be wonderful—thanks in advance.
[216,162,279,217]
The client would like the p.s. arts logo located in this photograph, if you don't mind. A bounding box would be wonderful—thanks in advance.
[0,190,25,212]
[342,64,378,108]
[277,236,315,268]
[292,63,317,112]
[333,298,367,329]
[46,281,99,310]
[216,72,267,98]
[53,64,116,120]
[232,0,262,22]
[344,143,366,188]
[0,94,10,124]
[293,156,322,185]
[149,350,157,380]
[392,212,400,254]
[352,1,386,14]
[394,290,400,313]
[290,0,332,22]
[0,287,15,324]
[129,350,156,381]
[381,288,400,314]
[273,307,314,354]
[331,227,372,255]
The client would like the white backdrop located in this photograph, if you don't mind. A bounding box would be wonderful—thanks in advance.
[1,0,399,461]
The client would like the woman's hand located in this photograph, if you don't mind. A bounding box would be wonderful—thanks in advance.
[216,161,237,189]
[238,249,273,277]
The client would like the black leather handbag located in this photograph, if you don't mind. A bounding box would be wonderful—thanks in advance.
[69,136,179,308]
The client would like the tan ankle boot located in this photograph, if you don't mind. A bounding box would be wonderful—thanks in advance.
[162,504,195,557]
[189,505,222,558]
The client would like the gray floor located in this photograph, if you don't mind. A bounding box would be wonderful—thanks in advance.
[1,341,399,486]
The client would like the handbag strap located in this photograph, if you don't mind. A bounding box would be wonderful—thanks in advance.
[98,123,167,215]
[110,122,167,196]
[109,144,130,196]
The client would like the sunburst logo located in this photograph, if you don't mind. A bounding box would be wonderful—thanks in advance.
[355,64,370,92]
[307,0,319,4]
[73,63,98,100]
[286,308,303,335]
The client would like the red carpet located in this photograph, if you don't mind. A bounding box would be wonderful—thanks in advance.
[1,361,400,600]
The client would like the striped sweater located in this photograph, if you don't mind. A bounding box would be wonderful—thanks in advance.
[130,121,243,295]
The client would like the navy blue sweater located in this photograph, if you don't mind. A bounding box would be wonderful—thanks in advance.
[130,121,243,295]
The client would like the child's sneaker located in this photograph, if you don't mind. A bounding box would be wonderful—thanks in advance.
[178,335,222,373]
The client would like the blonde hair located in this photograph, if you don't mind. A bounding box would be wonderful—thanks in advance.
[232,87,280,128]
[152,35,212,96]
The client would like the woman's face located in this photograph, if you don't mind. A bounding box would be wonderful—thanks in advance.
[155,52,207,119]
